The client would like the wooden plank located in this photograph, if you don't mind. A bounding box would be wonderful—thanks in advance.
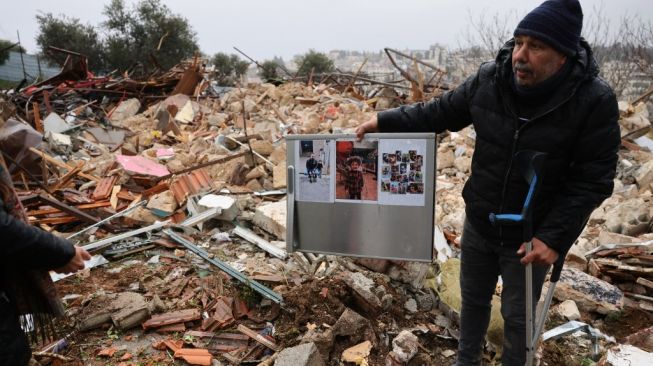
[636,277,653,290]
[237,324,279,351]
[92,176,118,200]
[27,201,111,216]
[110,185,121,210]
[29,147,100,182]
[29,216,78,225]
[49,162,83,191]
[35,194,101,225]
[142,181,169,198]
[32,102,43,133]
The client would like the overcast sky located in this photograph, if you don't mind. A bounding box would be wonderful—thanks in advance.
[2,0,651,61]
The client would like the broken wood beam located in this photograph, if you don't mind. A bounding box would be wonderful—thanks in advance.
[23,194,109,229]
[155,152,247,181]
[2,151,52,194]
[29,147,100,182]
[637,277,653,291]
[27,201,111,216]
[163,229,283,304]
[32,102,43,133]
[237,324,279,351]
[49,162,83,191]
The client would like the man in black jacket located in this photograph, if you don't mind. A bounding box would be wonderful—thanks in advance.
[0,156,91,365]
[356,0,620,365]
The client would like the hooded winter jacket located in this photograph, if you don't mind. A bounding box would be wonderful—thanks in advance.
[377,39,620,256]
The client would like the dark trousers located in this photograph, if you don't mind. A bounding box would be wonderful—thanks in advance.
[456,221,549,366]
[0,291,31,366]
[349,192,361,199]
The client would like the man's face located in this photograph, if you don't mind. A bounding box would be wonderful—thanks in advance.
[512,35,567,87]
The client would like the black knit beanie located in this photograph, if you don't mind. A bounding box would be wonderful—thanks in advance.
[513,0,583,56]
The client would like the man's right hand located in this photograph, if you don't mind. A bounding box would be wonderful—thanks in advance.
[55,246,92,274]
[355,115,379,141]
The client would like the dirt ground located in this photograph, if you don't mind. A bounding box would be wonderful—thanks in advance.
[540,308,653,365]
[42,247,653,366]
[47,253,459,365]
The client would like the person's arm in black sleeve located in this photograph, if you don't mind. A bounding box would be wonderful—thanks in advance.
[377,70,479,133]
[535,90,621,256]
[0,198,76,270]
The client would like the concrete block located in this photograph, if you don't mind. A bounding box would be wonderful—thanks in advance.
[273,164,287,189]
[556,299,581,321]
[110,98,141,123]
[275,342,325,366]
[253,200,286,240]
[553,267,624,314]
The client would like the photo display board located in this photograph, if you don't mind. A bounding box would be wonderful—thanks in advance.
[286,133,436,262]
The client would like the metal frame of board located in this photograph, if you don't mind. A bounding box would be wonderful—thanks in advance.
[285,133,436,262]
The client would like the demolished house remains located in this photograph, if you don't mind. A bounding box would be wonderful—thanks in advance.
[1,46,652,366]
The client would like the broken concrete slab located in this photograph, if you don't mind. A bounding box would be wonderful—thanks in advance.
[597,231,644,246]
[253,200,286,240]
[342,272,382,315]
[146,190,178,218]
[43,112,75,134]
[110,98,141,123]
[556,299,581,321]
[78,292,151,331]
[341,340,372,365]
[404,298,418,314]
[437,148,454,169]
[331,308,373,338]
[391,330,419,363]
[604,198,651,236]
[275,342,325,366]
[553,267,624,314]
[272,164,287,189]
[250,139,274,156]
[197,194,240,221]
[599,344,653,366]
[635,160,653,190]
[174,100,195,124]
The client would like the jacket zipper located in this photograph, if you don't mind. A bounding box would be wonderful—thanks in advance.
[495,85,578,245]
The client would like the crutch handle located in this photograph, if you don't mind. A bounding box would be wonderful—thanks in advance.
[488,213,524,226]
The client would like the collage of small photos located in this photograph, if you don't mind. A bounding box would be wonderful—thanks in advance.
[380,149,424,195]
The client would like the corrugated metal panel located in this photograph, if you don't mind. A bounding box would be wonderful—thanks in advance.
[0,51,60,82]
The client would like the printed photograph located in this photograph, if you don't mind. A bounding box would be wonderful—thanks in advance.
[378,147,425,196]
[336,140,378,201]
[408,183,424,194]
[378,139,427,206]
[296,139,333,202]
[382,165,390,177]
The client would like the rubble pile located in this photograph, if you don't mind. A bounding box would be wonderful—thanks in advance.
[1,56,653,365]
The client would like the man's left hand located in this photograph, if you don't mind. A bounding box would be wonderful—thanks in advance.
[517,238,559,266]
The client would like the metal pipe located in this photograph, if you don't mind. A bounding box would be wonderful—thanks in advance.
[525,240,534,366]
[163,229,283,304]
[67,200,147,240]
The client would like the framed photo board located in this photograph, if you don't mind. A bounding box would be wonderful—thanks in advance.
[285,133,436,262]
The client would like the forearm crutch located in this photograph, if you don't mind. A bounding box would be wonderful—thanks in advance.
[489,150,546,366]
